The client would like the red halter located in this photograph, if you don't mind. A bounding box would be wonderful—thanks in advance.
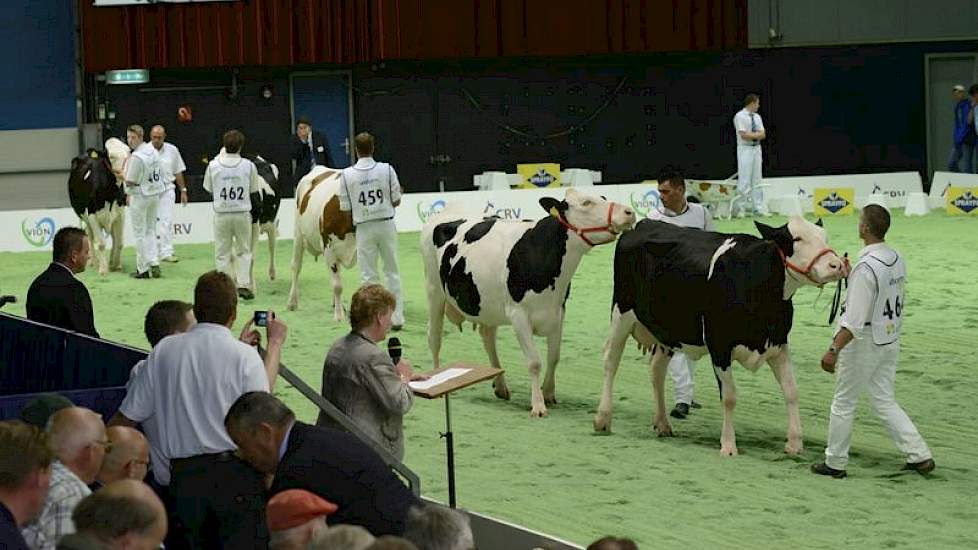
[554,203,619,247]
[776,246,849,285]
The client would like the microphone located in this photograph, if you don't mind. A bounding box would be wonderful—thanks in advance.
[388,337,402,364]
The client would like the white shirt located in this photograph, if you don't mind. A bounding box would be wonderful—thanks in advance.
[838,242,889,339]
[647,201,715,231]
[124,143,165,196]
[339,157,402,224]
[202,153,262,213]
[126,359,170,485]
[734,108,764,146]
[118,323,269,466]
[154,142,187,190]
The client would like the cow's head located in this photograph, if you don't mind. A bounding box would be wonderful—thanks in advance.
[540,188,637,246]
[756,216,847,286]
[104,137,131,185]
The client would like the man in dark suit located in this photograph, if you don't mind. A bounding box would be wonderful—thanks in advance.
[26,227,99,338]
[290,117,334,185]
[225,392,420,536]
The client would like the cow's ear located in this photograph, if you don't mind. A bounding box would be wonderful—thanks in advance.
[71,157,80,169]
[754,221,778,240]
[815,217,824,227]
[540,197,567,217]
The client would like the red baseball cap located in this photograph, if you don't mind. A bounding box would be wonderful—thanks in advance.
[266,489,339,531]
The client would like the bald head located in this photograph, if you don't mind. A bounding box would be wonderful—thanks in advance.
[47,407,106,484]
[150,125,166,150]
[73,479,167,549]
[98,427,150,485]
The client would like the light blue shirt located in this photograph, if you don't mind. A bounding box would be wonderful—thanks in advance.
[279,421,295,461]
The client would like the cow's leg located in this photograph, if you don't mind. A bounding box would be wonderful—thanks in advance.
[110,208,124,271]
[509,310,547,417]
[479,325,509,400]
[542,313,564,406]
[85,214,109,276]
[594,307,634,433]
[714,365,739,456]
[768,347,803,455]
[249,223,260,294]
[650,348,674,437]
[264,221,277,280]
[329,259,345,322]
[286,230,305,311]
[425,285,447,371]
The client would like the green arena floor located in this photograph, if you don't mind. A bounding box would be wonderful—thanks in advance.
[1,212,975,549]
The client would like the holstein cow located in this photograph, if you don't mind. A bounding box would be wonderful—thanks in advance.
[286,165,357,320]
[593,217,847,456]
[67,138,130,276]
[421,188,637,417]
[247,155,282,294]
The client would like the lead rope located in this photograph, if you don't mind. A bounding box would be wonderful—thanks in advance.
[827,252,849,325]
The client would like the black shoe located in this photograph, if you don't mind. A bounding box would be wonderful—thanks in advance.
[670,403,690,419]
[130,271,150,279]
[902,458,935,475]
[690,401,702,409]
[238,288,255,301]
[150,265,161,278]
[810,462,847,478]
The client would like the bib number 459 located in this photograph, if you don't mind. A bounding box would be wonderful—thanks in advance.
[358,189,384,206]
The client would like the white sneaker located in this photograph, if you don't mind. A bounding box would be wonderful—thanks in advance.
[161,256,179,263]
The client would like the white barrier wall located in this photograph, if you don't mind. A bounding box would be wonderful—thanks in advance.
[929,171,978,207]
[763,171,923,212]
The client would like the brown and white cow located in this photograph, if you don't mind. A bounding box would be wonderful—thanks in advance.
[286,166,357,320]
[66,138,129,276]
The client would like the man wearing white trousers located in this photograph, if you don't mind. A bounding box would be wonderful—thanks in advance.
[150,125,188,263]
[812,204,934,478]
[733,94,769,217]
[338,132,405,330]
[124,125,165,279]
[203,130,262,301]
[646,166,715,419]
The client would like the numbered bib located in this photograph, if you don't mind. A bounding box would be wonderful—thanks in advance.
[209,159,253,213]
[864,248,906,345]
[342,162,396,224]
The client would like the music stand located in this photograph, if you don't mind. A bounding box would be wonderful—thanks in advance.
[410,363,502,508]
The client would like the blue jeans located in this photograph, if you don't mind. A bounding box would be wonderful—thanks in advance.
[948,141,977,173]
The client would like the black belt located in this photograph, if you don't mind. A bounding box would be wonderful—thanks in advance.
[170,451,236,475]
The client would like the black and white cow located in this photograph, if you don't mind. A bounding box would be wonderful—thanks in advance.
[421,188,637,417]
[67,138,129,276]
[593,216,847,456]
[247,155,281,294]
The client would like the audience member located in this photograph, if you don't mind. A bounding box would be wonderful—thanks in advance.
[96,427,150,486]
[22,407,107,549]
[403,504,474,550]
[308,524,375,550]
[19,394,74,429]
[0,421,54,550]
[319,284,423,461]
[26,227,99,337]
[367,536,419,550]
[290,116,333,186]
[55,532,112,550]
[225,392,421,536]
[587,536,639,550]
[266,489,336,550]
[111,271,287,549]
[67,479,167,550]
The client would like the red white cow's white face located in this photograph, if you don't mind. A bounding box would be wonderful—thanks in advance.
[104,137,131,185]
[758,216,846,286]
[541,188,637,245]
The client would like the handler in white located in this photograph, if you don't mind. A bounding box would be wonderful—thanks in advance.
[812,204,934,478]
[338,132,405,329]
[203,129,262,301]
[124,124,165,279]
[150,125,187,263]
[647,167,715,420]
[733,93,769,217]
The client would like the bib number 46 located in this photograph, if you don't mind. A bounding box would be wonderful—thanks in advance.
[358,189,384,206]
[883,296,903,320]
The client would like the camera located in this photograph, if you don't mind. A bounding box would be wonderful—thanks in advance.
[254,311,269,327]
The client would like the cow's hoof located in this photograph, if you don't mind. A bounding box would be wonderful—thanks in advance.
[529,406,549,418]
[720,445,739,457]
[593,414,612,433]
[785,440,804,455]
[98,268,108,277]
[543,394,557,406]
[654,422,674,437]
[492,383,510,401]
[287,303,298,312]
[269,269,276,281]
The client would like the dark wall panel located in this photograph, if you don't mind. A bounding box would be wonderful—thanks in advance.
[0,1,76,130]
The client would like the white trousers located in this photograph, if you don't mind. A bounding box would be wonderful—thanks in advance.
[129,193,161,274]
[669,352,695,405]
[157,187,176,259]
[357,219,404,325]
[824,328,931,470]
[214,211,253,287]
[736,145,766,214]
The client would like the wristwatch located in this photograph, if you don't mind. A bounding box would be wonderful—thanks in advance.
[828,346,838,354]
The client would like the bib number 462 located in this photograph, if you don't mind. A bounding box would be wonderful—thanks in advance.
[358,189,384,206]
[883,296,903,320]
[220,186,245,201]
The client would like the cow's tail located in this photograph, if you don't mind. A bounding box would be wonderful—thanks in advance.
[256,177,275,199]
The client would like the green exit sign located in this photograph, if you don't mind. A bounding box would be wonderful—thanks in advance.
[105,69,149,85]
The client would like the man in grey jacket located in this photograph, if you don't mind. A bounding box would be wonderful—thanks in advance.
[318,284,423,461]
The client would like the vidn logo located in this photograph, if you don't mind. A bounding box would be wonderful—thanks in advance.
[416,200,446,223]
[629,189,661,218]
[21,217,56,247]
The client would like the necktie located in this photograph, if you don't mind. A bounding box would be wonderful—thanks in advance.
[309,136,316,167]
[750,114,757,132]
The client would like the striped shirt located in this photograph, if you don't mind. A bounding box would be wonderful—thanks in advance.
[21,461,91,550]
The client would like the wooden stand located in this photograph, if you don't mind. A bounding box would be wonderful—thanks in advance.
[410,363,502,508]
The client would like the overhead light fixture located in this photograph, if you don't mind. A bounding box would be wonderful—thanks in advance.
[105,69,149,85]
